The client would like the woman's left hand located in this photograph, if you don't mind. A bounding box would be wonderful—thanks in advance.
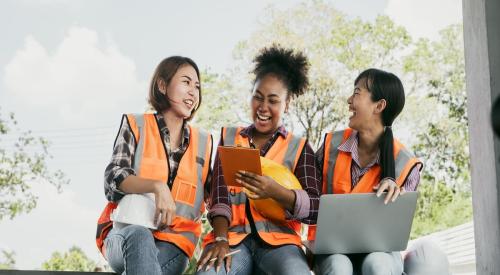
[236,170,277,200]
[373,178,405,204]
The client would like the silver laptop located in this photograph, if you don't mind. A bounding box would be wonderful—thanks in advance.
[304,192,418,254]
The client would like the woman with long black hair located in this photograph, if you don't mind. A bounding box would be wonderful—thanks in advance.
[313,68,422,275]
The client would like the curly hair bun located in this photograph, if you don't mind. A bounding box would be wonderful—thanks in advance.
[253,45,309,98]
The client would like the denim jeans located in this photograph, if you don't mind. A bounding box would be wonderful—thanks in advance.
[196,235,310,275]
[314,251,403,275]
[104,225,189,275]
[404,239,451,275]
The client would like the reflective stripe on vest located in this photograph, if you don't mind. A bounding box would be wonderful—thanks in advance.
[324,131,346,194]
[96,113,212,258]
[221,126,305,247]
[229,189,247,205]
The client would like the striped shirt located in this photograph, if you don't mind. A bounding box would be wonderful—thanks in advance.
[316,130,421,191]
[104,113,192,202]
[207,124,321,225]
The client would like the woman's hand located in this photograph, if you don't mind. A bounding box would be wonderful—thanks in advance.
[373,178,405,204]
[197,239,232,273]
[152,182,176,230]
[236,170,278,200]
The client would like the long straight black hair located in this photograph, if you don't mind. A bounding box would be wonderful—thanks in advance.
[354,68,405,180]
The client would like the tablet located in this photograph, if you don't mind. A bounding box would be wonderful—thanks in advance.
[218,146,262,187]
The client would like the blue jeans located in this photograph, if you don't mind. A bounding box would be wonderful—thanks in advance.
[314,252,403,275]
[104,225,189,275]
[404,239,451,275]
[196,235,310,275]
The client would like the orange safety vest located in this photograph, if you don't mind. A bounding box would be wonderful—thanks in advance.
[203,127,306,247]
[308,128,422,240]
[95,113,212,258]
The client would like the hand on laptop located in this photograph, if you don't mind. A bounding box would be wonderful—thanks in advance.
[373,178,405,204]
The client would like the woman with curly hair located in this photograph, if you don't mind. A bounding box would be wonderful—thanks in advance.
[196,46,321,275]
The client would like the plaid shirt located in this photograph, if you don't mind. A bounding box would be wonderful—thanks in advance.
[104,113,191,202]
[207,124,321,225]
[316,130,421,192]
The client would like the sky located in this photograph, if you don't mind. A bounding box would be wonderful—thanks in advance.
[0,0,462,269]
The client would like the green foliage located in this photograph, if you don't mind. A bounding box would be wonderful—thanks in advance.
[205,1,472,239]
[193,71,246,134]
[411,182,473,239]
[405,24,472,235]
[0,250,16,269]
[41,246,96,272]
[184,213,213,275]
[226,1,414,148]
[0,109,69,221]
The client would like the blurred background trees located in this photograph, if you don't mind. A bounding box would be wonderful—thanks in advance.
[194,1,470,240]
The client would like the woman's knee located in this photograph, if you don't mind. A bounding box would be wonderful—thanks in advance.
[315,254,353,275]
[157,241,189,274]
[122,225,155,243]
[362,252,402,275]
[404,239,450,275]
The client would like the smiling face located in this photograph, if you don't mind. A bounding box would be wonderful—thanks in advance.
[158,65,200,119]
[250,74,290,135]
[347,79,385,131]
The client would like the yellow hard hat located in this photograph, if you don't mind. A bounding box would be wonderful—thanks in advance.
[247,157,302,222]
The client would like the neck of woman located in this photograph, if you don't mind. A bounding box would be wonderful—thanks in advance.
[162,110,184,139]
[251,125,279,148]
[357,124,384,155]
[253,125,279,140]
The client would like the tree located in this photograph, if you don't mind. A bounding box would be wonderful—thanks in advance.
[204,1,471,238]
[0,109,68,221]
[228,1,412,148]
[0,250,15,269]
[193,71,246,135]
[405,25,471,236]
[41,246,96,271]
[409,25,468,191]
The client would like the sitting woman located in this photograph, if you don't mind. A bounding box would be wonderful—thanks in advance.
[196,46,321,275]
[312,68,422,275]
[95,56,213,275]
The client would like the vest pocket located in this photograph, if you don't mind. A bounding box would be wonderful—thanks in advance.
[140,157,168,182]
[171,180,197,207]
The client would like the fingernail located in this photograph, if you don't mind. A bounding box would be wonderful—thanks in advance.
[206,265,210,271]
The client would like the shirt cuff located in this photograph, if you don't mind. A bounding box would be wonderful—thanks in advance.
[208,203,232,225]
[112,168,135,194]
[380,177,396,183]
[285,189,310,220]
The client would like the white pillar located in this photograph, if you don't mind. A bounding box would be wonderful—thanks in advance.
[463,0,500,274]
